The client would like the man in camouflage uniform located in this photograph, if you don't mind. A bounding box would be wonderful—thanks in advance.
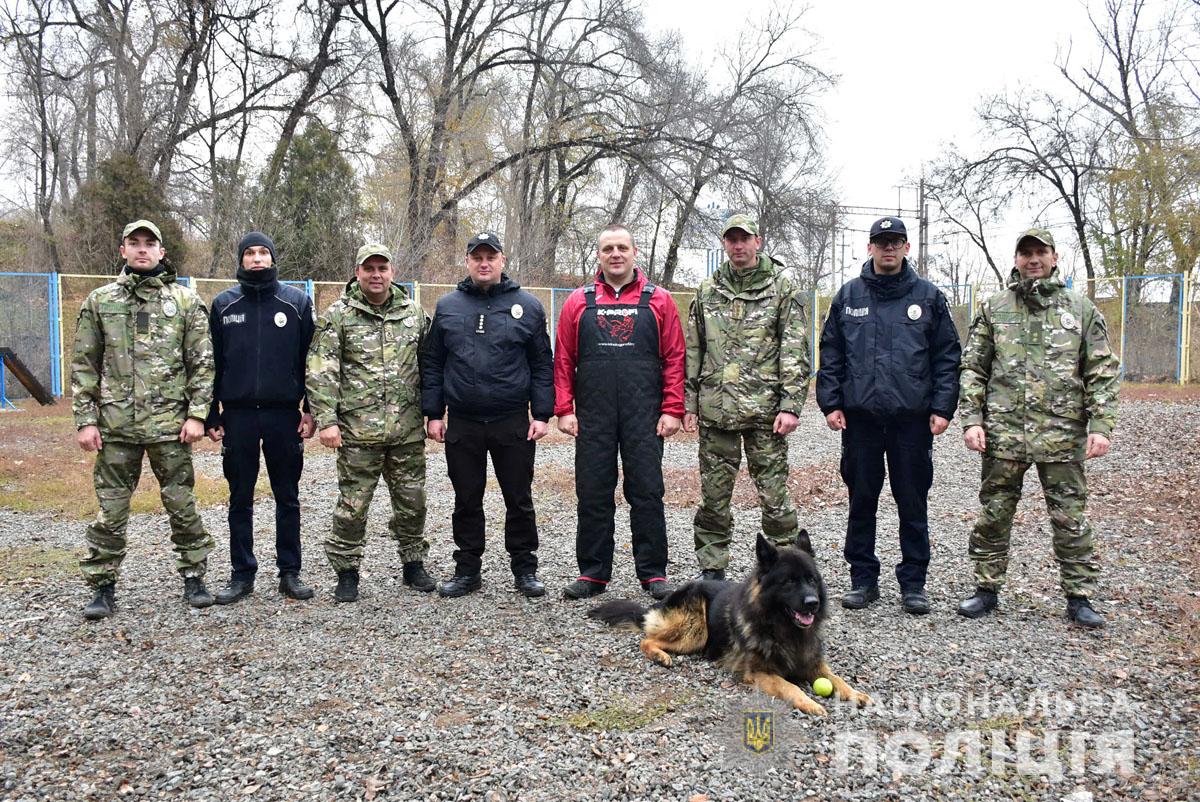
[958,228,1120,628]
[683,214,811,579]
[307,243,434,602]
[71,219,217,619]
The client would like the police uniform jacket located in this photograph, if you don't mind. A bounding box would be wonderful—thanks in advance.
[817,258,962,420]
[420,275,554,422]
[206,267,314,428]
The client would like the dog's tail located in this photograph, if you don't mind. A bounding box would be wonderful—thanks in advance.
[587,600,648,631]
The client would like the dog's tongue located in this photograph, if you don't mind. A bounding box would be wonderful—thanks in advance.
[794,611,814,626]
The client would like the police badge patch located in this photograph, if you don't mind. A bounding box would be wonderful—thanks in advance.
[511,304,524,320]
[274,312,287,328]
[1061,311,1078,330]
[162,300,177,318]
[907,304,922,321]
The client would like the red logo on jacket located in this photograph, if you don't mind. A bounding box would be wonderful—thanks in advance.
[597,313,636,343]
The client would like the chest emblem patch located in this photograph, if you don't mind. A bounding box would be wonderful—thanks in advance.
[274,312,287,328]
[511,304,524,320]
[907,304,922,321]
[1061,311,1077,330]
[405,316,416,328]
[162,300,177,318]
[597,313,636,343]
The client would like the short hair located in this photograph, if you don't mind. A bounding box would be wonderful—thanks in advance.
[598,223,636,249]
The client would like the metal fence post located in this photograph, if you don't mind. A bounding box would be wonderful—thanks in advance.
[810,288,820,373]
[47,272,61,395]
[1119,276,1128,377]
[1183,273,1192,384]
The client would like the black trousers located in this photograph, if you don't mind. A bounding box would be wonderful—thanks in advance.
[840,412,933,591]
[221,407,304,581]
[574,408,668,583]
[444,412,538,576]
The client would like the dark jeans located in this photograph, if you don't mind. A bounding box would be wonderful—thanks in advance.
[221,407,304,581]
[839,412,933,591]
[444,412,538,576]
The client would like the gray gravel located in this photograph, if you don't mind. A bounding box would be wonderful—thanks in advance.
[1,400,1197,801]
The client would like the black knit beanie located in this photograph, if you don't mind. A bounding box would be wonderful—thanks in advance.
[237,231,276,264]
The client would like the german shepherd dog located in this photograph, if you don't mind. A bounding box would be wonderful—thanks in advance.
[587,531,873,716]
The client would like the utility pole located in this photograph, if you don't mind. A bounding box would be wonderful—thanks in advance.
[839,231,849,285]
[917,177,929,278]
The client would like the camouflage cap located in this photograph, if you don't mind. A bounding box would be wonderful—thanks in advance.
[721,214,759,237]
[1016,228,1055,252]
[355,243,393,265]
[121,219,163,243]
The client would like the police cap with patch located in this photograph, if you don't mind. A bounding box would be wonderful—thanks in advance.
[721,213,759,237]
[1015,227,1056,252]
[355,243,393,265]
[869,217,907,240]
[122,219,163,243]
[466,231,504,253]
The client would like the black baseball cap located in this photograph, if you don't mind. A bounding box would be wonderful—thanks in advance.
[869,217,907,240]
[466,231,504,253]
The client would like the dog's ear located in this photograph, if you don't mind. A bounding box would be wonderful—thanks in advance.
[794,529,814,556]
[755,534,778,569]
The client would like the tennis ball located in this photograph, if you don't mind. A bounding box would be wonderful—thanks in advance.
[812,677,833,697]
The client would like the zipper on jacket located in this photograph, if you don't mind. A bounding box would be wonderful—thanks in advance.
[254,290,263,400]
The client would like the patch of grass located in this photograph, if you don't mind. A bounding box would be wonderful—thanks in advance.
[563,692,689,732]
[0,546,79,582]
[0,398,262,518]
[968,714,1026,731]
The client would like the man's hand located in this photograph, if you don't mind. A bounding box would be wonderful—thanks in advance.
[527,420,549,441]
[656,414,682,438]
[206,426,224,442]
[319,425,343,449]
[557,414,579,437]
[683,413,699,433]
[180,418,205,444]
[825,410,847,431]
[963,425,987,453]
[299,413,316,439]
[773,411,799,436]
[77,425,102,452]
[930,414,950,436]
[1086,432,1111,459]
[427,419,446,443]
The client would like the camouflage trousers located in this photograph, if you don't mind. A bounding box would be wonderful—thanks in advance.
[969,456,1099,597]
[326,441,428,573]
[80,440,213,588]
[693,426,799,570]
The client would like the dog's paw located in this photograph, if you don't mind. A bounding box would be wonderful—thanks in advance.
[795,699,827,717]
[652,652,673,668]
[851,690,874,707]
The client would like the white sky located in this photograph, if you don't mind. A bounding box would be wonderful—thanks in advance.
[644,0,1097,282]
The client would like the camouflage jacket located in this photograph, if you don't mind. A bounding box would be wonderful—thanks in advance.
[959,268,1120,462]
[685,255,811,429]
[70,266,214,443]
[306,281,429,446]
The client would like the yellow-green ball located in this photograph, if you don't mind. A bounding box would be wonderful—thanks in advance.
[812,677,833,697]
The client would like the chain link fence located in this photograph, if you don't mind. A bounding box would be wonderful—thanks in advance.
[5,271,1196,403]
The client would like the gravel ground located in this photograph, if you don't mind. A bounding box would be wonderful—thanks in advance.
[1,401,1198,801]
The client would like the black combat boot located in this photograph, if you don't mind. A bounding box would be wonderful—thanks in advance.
[335,570,360,603]
[841,584,880,610]
[83,584,116,620]
[514,573,546,598]
[1066,597,1105,629]
[957,588,999,619]
[214,578,254,605]
[402,562,436,593]
[901,587,930,615]
[437,574,482,598]
[183,577,214,608]
[278,573,314,600]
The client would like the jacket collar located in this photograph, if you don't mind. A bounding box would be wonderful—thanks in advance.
[457,273,519,297]
[117,263,177,300]
[1008,266,1065,310]
[711,255,780,300]
[342,279,410,318]
[236,265,280,298]
[592,267,647,301]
